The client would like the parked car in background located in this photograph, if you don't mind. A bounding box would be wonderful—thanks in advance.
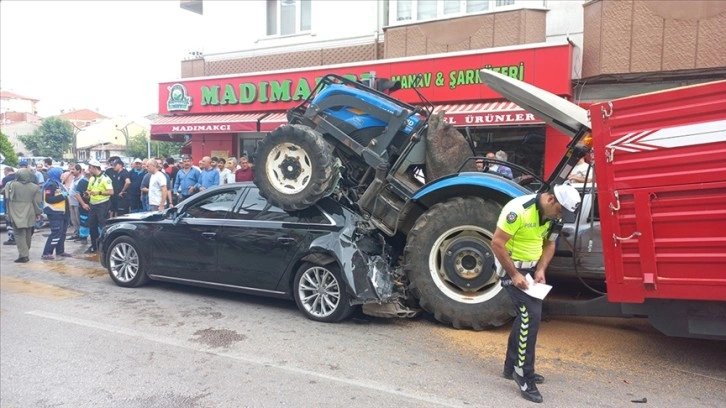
[98,183,402,323]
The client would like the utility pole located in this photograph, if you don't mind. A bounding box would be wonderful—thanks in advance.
[70,122,82,160]
[115,121,133,157]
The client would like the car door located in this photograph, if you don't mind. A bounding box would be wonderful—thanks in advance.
[216,187,329,292]
[148,187,242,282]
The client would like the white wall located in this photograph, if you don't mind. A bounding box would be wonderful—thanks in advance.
[1,98,35,114]
[0,122,35,155]
[544,0,585,79]
[193,0,381,58]
[76,117,150,150]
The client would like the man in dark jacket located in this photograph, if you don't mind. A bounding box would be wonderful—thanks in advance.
[127,158,146,213]
[108,159,131,217]
[4,169,43,262]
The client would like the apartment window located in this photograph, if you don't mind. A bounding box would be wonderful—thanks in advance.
[397,0,412,20]
[417,0,437,20]
[266,0,311,36]
[393,0,520,22]
[466,0,489,12]
[443,0,460,14]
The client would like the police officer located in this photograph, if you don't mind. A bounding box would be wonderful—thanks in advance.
[85,159,114,254]
[492,183,581,403]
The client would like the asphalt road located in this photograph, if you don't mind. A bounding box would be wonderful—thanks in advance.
[1,231,724,407]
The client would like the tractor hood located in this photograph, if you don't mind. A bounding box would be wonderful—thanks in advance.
[480,70,591,137]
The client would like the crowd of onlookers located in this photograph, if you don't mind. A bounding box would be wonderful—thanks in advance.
[0,154,256,262]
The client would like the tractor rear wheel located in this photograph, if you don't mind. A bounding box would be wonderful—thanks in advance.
[404,196,513,330]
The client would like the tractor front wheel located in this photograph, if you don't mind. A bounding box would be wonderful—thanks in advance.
[254,125,337,211]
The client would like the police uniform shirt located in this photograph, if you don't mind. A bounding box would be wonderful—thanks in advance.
[496,194,552,262]
[87,174,113,205]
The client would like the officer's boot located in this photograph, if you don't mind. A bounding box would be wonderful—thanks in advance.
[513,371,543,403]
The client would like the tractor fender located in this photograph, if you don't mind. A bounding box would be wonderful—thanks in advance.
[413,172,529,205]
[397,172,530,234]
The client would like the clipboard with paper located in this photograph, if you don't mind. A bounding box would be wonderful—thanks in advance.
[495,258,553,299]
[520,273,552,300]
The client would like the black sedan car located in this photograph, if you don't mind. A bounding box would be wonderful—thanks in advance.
[99,183,400,323]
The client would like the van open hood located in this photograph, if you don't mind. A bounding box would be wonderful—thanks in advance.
[480,70,591,137]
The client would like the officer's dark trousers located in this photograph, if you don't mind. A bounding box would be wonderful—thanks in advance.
[503,268,542,381]
[88,201,110,250]
[43,213,69,255]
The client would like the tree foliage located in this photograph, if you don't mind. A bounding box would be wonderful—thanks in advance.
[0,131,19,166]
[126,132,150,159]
[153,140,183,160]
[18,117,74,159]
[126,130,182,160]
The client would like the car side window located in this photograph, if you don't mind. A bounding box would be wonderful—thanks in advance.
[233,188,330,224]
[184,190,239,219]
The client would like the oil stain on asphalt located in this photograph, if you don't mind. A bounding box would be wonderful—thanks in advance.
[190,328,247,348]
[0,276,83,300]
[36,262,107,278]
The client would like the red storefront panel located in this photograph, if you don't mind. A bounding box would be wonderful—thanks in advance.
[158,43,573,115]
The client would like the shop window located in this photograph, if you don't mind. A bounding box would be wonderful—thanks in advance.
[392,0,524,23]
[239,138,263,165]
[266,0,311,36]
[470,126,546,176]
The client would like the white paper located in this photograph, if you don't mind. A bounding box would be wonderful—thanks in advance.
[519,274,552,300]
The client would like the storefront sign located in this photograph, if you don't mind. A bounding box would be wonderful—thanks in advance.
[169,124,232,132]
[444,112,540,126]
[158,43,573,115]
[167,83,193,112]
[152,122,257,134]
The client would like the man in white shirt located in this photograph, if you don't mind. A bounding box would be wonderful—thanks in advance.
[218,157,232,185]
[146,160,168,212]
[568,157,594,183]
[486,152,499,172]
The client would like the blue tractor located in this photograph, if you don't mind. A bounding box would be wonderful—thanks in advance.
[254,73,590,329]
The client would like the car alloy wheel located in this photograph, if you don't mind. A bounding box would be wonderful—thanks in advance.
[297,265,341,318]
[109,241,141,284]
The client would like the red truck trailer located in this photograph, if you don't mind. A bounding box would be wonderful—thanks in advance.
[482,70,726,340]
[590,80,726,340]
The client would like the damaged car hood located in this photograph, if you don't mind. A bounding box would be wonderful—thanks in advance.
[480,69,591,137]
